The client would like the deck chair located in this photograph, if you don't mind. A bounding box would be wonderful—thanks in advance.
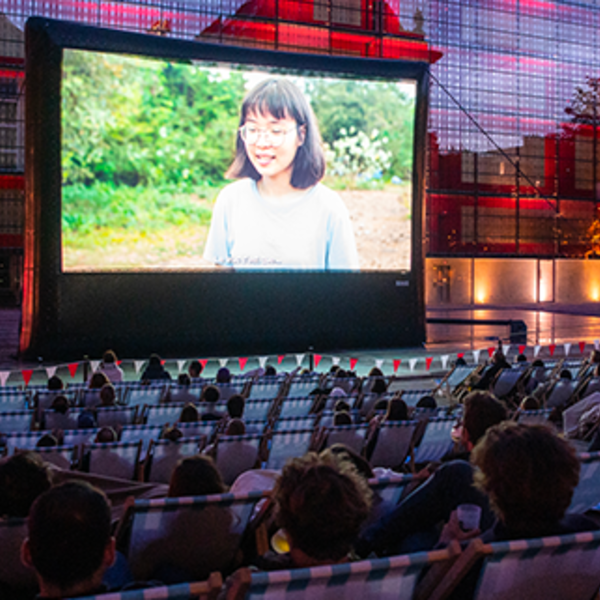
[226,543,461,600]
[412,416,457,467]
[0,389,29,411]
[569,451,600,513]
[545,378,579,409]
[214,383,246,402]
[286,374,322,398]
[30,444,78,470]
[79,389,102,408]
[117,491,269,582]
[33,389,77,423]
[3,430,52,452]
[272,415,318,431]
[42,408,79,430]
[166,385,202,405]
[85,440,143,480]
[515,408,553,426]
[62,427,102,447]
[243,400,276,422]
[401,390,436,407]
[492,367,528,401]
[323,423,369,455]
[0,518,37,593]
[368,420,417,469]
[96,405,139,428]
[427,530,600,600]
[146,437,207,483]
[264,428,315,470]
[72,574,224,600]
[443,364,481,395]
[368,473,416,506]
[581,376,600,399]
[145,403,189,426]
[246,380,284,400]
[124,384,168,407]
[120,423,164,451]
[176,421,217,440]
[214,434,262,485]
[0,410,33,433]
[277,397,317,419]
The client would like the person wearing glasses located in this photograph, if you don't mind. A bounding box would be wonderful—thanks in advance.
[203,78,359,270]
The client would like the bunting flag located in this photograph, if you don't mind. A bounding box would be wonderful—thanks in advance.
[295,354,305,367]
[160,359,166,366]
[277,355,285,365]
[425,357,433,371]
[393,359,401,373]
[441,355,449,369]
[408,358,418,372]
[258,356,268,368]
[199,359,208,370]
[518,345,526,355]
[90,360,100,373]
[472,349,481,363]
[487,347,495,358]
[239,357,248,371]
[67,363,78,378]
[549,344,556,357]
[22,369,33,386]
[375,359,384,370]
[117,360,123,366]
[503,344,511,357]
[457,352,465,359]
[177,360,186,373]
[0,371,9,386]
[45,366,57,379]
[134,360,145,374]
[579,341,586,354]
[564,342,571,357]
[218,358,228,367]
[314,354,322,368]
[349,357,358,371]
[331,357,341,366]
[534,345,541,357]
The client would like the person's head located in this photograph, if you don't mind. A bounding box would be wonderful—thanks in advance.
[188,360,203,379]
[472,423,579,535]
[177,373,191,387]
[47,375,63,391]
[333,399,351,413]
[520,395,540,410]
[89,372,109,390]
[322,444,374,480]
[560,368,573,380]
[36,434,59,448]
[50,394,70,415]
[274,453,371,564]
[386,397,408,421]
[416,395,437,409]
[162,426,183,442]
[227,394,245,418]
[591,349,600,364]
[216,367,231,384]
[516,353,528,363]
[202,385,220,404]
[368,367,383,378]
[532,359,545,368]
[492,351,508,366]
[333,411,352,426]
[225,418,246,436]
[168,455,226,498]
[148,353,162,367]
[99,383,116,407]
[265,365,277,376]
[329,387,347,399]
[22,482,115,597]
[0,452,52,518]
[227,78,325,190]
[94,426,117,444]
[102,350,117,364]
[462,391,508,448]
[78,411,97,429]
[179,403,199,423]
[455,357,467,367]
[371,377,387,395]
[329,365,341,374]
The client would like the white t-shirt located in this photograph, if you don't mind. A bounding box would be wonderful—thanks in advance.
[203,179,359,270]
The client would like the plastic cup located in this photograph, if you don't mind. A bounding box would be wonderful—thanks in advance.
[457,503,482,531]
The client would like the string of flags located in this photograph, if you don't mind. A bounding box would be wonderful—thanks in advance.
[1,339,599,387]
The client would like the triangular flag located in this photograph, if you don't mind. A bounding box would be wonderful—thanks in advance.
[22,369,33,386]
[441,355,449,369]
[457,352,465,359]
[579,341,586,354]
[331,357,341,366]
[408,358,418,372]
[518,345,526,355]
[295,354,305,367]
[314,354,322,368]
[549,344,556,357]
[45,366,57,379]
[504,344,511,357]
[258,356,268,368]
[0,371,9,386]
[134,360,145,374]
[68,363,78,378]
[473,349,481,363]
[487,347,495,358]
[160,359,166,366]
[534,345,541,357]
[90,360,100,373]
[199,359,208,370]
[349,357,358,371]
[238,357,248,371]
[219,358,228,367]
[117,360,123,366]
[425,357,433,371]
[277,355,285,365]
[564,342,571,357]
[595,340,600,351]
[393,359,401,373]
[177,360,186,373]
[375,359,384,369]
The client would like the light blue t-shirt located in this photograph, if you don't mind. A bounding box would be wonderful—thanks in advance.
[203,179,359,270]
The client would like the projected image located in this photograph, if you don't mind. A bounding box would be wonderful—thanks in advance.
[61,50,416,272]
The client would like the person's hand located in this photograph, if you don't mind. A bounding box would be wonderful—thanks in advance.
[438,509,481,546]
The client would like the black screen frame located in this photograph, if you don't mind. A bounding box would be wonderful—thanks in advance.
[22,17,429,359]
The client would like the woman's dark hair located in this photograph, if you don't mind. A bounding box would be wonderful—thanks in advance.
[386,398,408,421]
[89,372,109,390]
[416,395,437,409]
[168,455,226,497]
[216,367,231,384]
[179,403,199,423]
[560,368,573,380]
[227,394,245,418]
[47,375,63,391]
[371,377,387,395]
[226,78,326,189]
[178,373,191,386]
[265,365,277,376]
[102,350,117,364]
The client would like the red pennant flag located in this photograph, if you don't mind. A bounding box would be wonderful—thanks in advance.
[425,357,433,371]
[518,345,526,355]
[457,352,465,359]
[116,360,123,366]
[239,357,248,371]
[277,355,285,365]
[349,357,358,371]
[393,359,401,373]
[549,344,556,357]
[199,359,208,369]
[487,347,495,358]
[579,341,586,354]
[314,354,322,368]
[22,369,33,386]
[68,363,78,378]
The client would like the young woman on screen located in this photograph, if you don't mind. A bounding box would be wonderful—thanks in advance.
[203,78,359,270]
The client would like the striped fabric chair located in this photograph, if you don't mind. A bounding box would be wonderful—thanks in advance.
[428,531,600,600]
[272,415,318,431]
[368,474,415,506]
[146,437,207,483]
[0,410,33,433]
[226,543,461,600]
[515,408,553,426]
[62,427,102,447]
[246,380,284,401]
[492,367,528,399]
[96,405,139,428]
[412,416,457,466]
[145,404,189,426]
[400,390,436,407]
[72,574,223,600]
[243,400,276,422]
[30,444,77,470]
[117,491,269,582]
[569,451,600,513]
[0,389,30,411]
[120,424,164,451]
[324,423,369,455]
[286,375,321,399]
[265,428,315,470]
[214,433,262,485]
[124,384,169,408]
[368,420,417,469]
[4,430,52,452]
[85,440,143,480]
[277,397,316,419]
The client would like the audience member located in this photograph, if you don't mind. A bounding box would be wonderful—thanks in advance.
[473,350,510,390]
[95,350,124,383]
[36,434,59,448]
[179,403,200,423]
[45,394,78,430]
[416,395,437,409]
[519,395,540,411]
[188,360,204,381]
[168,455,226,497]
[95,426,118,444]
[168,373,198,404]
[200,386,225,421]
[226,394,245,419]
[214,419,260,485]
[47,375,64,391]
[216,367,232,384]
[264,365,277,377]
[99,383,117,407]
[141,354,172,381]
[89,372,110,390]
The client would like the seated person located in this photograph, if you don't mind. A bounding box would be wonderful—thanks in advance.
[213,419,260,485]
[99,383,117,407]
[472,350,510,391]
[200,386,225,421]
[188,360,205,382]
[178,403,200,423]
[140,354,172,382]
[227,394,245,420]
[519,395,540,411]
[94,350,124,384]
[21,481,116,598]
[94,426,118,444]
[168,455,226,497]
[45,394,78,430]
[167,374,199,404]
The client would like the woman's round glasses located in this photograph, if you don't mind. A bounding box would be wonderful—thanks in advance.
[239,124,297,147]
